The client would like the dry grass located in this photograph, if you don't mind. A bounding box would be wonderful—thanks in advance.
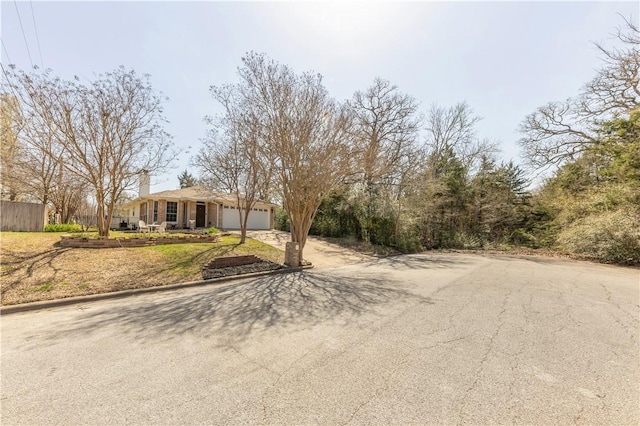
[0,232,284,306]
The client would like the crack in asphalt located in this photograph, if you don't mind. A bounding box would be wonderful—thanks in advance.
[228,346,280,377]
[340,335,471,426]
[326,266,493,426]
[339,355,410,426]
[457,281,517,425]
[260,347,318,424]
[506,286,531,422]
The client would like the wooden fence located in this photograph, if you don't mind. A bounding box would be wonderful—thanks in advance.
[0,201,49,232]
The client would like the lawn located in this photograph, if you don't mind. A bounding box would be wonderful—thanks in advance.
[0,232,284,306]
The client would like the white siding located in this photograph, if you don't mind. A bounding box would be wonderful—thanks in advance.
[222,205,270,230]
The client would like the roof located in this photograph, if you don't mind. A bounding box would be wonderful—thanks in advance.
[127,186,278,207]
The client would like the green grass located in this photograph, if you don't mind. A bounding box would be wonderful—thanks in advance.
[141,235,283,276]
[33,283,55,291]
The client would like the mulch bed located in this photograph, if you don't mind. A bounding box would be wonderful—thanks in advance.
[201,260,284,280]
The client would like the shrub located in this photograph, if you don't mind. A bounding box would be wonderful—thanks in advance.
[44,223,83,233]
[452,232,483,250]
[556,208,640,265]
[274,208,290,232]
[206,226,221,234]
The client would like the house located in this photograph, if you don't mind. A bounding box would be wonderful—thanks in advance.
[113,177,277,230]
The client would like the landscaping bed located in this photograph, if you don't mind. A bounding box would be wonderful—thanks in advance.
[60,233,221,248]
[201,254,283,279]
[201,260,284,279]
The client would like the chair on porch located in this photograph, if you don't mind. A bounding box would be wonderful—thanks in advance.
[138,220,150,233]
[158,221,167,233]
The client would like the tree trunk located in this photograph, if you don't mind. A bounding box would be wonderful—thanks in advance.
[97,203,108,237]
[239,207,247,244]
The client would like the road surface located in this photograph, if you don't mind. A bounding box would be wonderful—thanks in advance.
[2,253,638,424]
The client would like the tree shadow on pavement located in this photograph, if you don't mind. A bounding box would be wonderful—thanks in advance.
[42,270,433,346]
[371,253,475,270]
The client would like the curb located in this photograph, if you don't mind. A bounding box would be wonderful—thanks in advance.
[0,264,314,315]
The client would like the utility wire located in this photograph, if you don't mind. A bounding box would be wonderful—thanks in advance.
[13,0,34,69]
[29,0,44,68]
[1,39,13,65]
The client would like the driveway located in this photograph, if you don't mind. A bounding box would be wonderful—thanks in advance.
[246,229,372,268]
[2,253,638,425]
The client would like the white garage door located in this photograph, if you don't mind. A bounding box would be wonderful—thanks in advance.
[222,206,270,230]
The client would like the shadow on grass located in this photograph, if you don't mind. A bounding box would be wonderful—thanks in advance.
[0,247,71,291]
[41,270,433,346]
[163,243,241,274]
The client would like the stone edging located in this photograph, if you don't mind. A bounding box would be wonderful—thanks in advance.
[0,264,313,315]
[60,234,221,248]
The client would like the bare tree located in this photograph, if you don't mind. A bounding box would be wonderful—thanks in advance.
[348,78,421,241]
[194,89,271,243]
[0,92,87,218]
[234,52,354,263]
[425,102,498,175]
[350,78,421,183]
[0,94,26,201]
[520,18,639,169]
[6,66,173,236]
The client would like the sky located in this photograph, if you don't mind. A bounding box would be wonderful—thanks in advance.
[1,0,638,192]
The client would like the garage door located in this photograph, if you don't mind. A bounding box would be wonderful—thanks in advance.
[222,206,270,230]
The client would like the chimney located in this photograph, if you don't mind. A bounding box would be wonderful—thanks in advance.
[139,170,150,197]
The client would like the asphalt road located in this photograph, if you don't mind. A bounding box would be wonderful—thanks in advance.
[2,253,638,425]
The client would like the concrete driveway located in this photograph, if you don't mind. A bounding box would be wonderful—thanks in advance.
[2,253,638,425]
[246,230,372,268]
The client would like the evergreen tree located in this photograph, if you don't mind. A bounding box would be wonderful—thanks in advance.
[178,170,198,188]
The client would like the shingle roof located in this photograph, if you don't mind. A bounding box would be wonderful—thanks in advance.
[138,186,277,207]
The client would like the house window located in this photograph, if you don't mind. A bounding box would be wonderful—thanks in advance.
[153,201,158,222]
[166,201,177,222]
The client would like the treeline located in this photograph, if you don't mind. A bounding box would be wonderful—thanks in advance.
[300,106,534,253]
[277,19,640,264]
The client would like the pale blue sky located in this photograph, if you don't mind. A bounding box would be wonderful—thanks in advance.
[2,1,638,191]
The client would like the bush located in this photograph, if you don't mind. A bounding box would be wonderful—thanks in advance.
[556,208,640,265]
[206,226,221,234]
[452,232,483,250]
[44,223,83,233]
[274,208,290,232]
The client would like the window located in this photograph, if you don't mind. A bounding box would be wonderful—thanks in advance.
[153,201,158,222]
[166,201,177,222]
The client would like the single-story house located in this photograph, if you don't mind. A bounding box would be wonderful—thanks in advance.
[114,186,277,230]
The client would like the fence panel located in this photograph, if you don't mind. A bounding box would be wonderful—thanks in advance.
[0,201,49,232]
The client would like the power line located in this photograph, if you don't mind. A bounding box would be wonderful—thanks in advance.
[1,39,13,65]
[13,0,34,69]
[29,0,44,68]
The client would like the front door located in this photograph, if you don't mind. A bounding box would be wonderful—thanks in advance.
[196,204,206,228]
